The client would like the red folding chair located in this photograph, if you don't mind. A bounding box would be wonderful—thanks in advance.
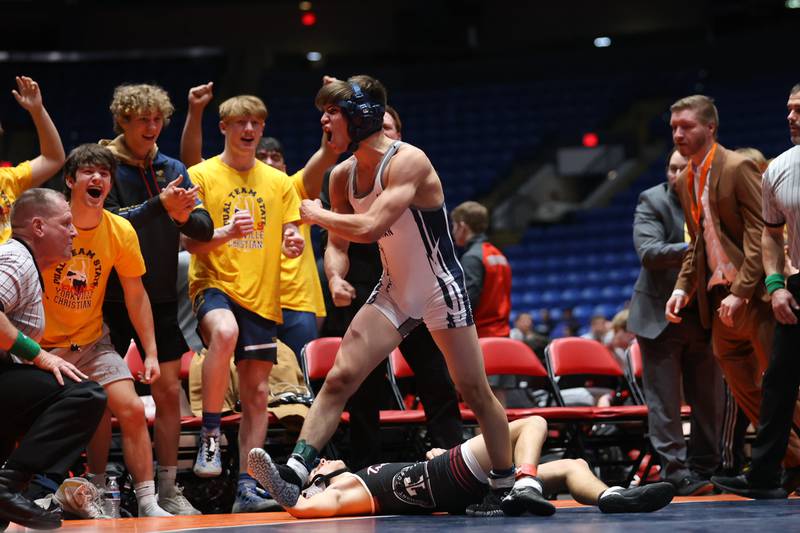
[545,337,650,486]
[301,338,425,426]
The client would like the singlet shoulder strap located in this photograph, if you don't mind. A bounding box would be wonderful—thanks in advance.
[375,141,403,192]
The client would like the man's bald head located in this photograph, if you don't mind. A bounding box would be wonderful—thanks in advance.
[11,188,68,231]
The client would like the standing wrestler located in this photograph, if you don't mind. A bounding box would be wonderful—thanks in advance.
[320,102,465,470]
[252,75,514,516]
[101,83,212,515]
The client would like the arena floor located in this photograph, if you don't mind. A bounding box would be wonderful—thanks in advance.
[7,494,798,532]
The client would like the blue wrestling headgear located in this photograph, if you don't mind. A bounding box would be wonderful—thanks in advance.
[337,82,385,152]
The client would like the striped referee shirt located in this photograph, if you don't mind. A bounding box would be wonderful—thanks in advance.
[0,239,45,362]
[763,145,800,266]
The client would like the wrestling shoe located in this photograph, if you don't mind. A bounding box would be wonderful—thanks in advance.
[501,485,556,516]
[598,482,675,513]
[247,448,302,508]
[158,486,201,516]
[465,488,508,517]
[194,431,222,478]
[710,474,787,500]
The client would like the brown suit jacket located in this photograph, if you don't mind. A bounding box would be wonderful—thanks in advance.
[673,145,768,328]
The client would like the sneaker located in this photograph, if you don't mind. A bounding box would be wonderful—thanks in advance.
[232,484,284,513]
[247,448,302,508]
[158,486,201,516]
[710,474,788,499]
[194,432,222,478]
[501,485,556,516]
[673,474,714,496]
[598,482,675,513]
[53,477,109,519]
[465,488,508,517]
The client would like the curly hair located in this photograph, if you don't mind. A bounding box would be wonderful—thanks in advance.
[110,84,175,134]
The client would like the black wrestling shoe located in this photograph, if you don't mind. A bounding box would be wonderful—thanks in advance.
[247,449,303,508]
[465,488,507,517]
[501,485,556,516]
[710,474,787,500]
[598,482,675,513]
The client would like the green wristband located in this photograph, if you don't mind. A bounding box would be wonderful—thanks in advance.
[765,273,786,295]
[10,331,41,361]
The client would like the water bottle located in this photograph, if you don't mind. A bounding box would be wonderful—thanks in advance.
[104,476,121,518]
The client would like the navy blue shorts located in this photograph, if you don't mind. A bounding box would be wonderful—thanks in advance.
[193,288,278,364]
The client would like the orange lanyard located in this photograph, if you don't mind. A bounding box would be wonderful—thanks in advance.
[686,143,717,227]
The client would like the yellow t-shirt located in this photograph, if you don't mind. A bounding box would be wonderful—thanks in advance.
[278,169,326,317]
[0,162,33,242]
[42,210,145,347]
[188,156,301,323]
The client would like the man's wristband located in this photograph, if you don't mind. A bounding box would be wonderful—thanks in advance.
[10,331,41,361]
[765,273,786,295]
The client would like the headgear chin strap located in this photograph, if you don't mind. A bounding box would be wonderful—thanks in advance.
[337,82,385,152]
[301,467,350,498]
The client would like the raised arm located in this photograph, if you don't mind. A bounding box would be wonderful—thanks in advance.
[12,76,65,186]
[180,82,213,167]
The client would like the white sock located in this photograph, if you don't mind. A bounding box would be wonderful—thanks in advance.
[135,481,172,517]
[600,486,624,500]
[286,457,309,486]
[157,466,177,498]
[514,476,543,493]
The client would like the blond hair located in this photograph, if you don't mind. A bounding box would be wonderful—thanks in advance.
[218,95,268,122]
[670,95,719,137]
[110,84,174,134]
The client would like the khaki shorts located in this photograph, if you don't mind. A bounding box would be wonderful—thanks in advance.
[49,331,131,387]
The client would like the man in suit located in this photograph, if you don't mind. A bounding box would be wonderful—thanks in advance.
[629,148,723,496]
[664,95,800,483]
[711,83,800,499]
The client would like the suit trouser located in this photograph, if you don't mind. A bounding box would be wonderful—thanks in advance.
[0,363,107,474]
[638,314,723,482]
[709,286,800,467]
[749,274,800,485]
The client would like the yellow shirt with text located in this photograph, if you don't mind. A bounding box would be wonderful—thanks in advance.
[0,162,32,242]
[41,210,145,347]
[188,156,301,323]
[278,169,326,317]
